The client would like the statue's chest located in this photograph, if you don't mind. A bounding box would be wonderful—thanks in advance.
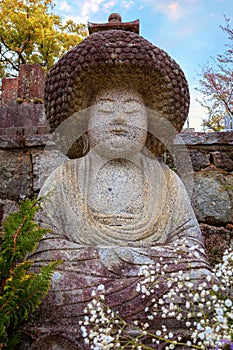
[87,161,144,216]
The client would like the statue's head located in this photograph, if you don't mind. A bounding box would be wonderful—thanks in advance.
[44,15,190,159]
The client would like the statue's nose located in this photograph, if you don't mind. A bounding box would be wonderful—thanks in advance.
[112,109,126,124]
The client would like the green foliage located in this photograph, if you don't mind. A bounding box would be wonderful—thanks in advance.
[0,198,60,349]
[0,0,87,77]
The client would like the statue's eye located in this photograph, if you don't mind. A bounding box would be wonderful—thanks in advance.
[96,103,113,114]
[98,108,113,114]
[123,102,142,114]
[124,108,141,115]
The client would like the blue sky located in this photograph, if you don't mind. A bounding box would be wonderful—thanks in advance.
[54,0,233,130]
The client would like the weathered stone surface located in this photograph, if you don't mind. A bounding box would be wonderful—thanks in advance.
[18,64,46,101]
[0,150,32,200]
[31,149,67,192]
[0,133,52,148]
[0,103,47,129]
[178,131,233,145]
[189,150,210,171]
[201,223,233,266]
[192,171,233,225]
[22,244,211,350]
[1,77,18,107]
[0,199,19,226]
[212,150,233,171]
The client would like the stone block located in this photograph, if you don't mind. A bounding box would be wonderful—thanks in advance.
[31,149,68,192]
[0,107,14,128]
[0,133,52,149]
[178,131,233,145]
[191,171,233,225]
[0,150,33,200]
[1,78,18,106]
[212,151,233,171]
[189,150,210,171]
[18,64,46,100]
[200,223,232,266]
[0,199,19,226]
[13,104,47,128]
[0,104,47,132]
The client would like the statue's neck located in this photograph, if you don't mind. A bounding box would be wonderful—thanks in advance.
[88,149,143,171]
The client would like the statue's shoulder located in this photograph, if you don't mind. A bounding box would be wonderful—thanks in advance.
[48,157,83,178]
[153,158,176,180]
[155,159,185,189]
[39,158,84,197]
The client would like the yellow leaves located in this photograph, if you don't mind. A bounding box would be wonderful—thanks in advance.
[0,0,87,77]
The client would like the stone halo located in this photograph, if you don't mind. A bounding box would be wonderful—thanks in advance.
[45,22,190,158]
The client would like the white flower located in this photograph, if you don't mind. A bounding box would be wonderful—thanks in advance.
[216,315,225,323]
[104,335,114,343]
[156,330,161,336]
[98,284,105,291]
[196,323,203,331]
[141,285,148,293]
[212,284,219,292]
[205,326,213,334]
[199,332,205,340]
[206,274,212,282]
[215,307,224,315]
[225,298,232,307]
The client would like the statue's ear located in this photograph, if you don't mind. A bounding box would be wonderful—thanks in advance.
[67,133,90,159]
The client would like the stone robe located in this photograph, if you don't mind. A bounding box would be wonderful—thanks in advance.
[23,154,212,349]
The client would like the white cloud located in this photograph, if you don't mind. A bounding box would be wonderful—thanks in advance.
[156,2,181,20]
[103,0,118,12]
[59,0,72,12]
[121,0,134,9]
[81,0,106,18]
[62,14,88,24]
[144,0,200,21]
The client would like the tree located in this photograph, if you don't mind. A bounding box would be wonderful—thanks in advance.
[0,0,87,77]
[196,17,233,131]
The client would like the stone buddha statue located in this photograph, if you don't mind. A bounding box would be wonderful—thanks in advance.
[39,86,204,250]
[23,14,213,349]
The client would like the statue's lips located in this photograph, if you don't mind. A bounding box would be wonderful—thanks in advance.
[110,129,129,136]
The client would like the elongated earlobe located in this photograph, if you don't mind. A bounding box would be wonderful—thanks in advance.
[82,133,89,154]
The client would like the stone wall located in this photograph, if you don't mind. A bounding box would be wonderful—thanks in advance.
[177,132,233,263]
[0,64,232,264]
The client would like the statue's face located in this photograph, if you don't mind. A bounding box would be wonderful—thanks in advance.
[88,89,147,159]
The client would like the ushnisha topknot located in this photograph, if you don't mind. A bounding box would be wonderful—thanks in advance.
[44,14,190,158]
